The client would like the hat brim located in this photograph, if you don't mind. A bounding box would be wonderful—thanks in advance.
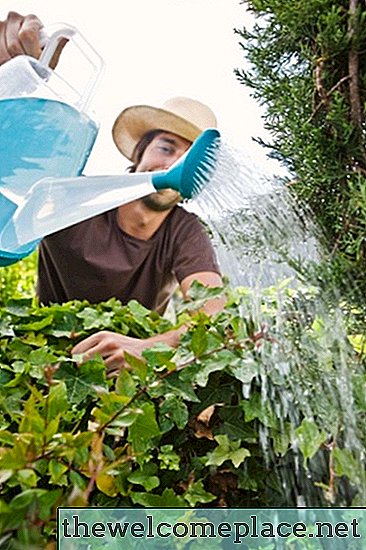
[112,105,203,161]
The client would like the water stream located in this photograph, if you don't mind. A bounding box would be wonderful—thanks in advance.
[189,139,365,506]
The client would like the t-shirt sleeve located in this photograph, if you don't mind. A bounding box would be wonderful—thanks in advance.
[171,213,221,283]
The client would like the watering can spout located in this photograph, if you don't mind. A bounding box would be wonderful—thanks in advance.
[151,128,220,198]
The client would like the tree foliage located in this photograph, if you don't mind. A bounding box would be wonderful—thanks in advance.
[237,0,366,292]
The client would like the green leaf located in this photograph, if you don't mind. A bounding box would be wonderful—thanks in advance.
[28,348,59,366]
[158,445,180,471]
[76,307,114,330]
[47,382,69,421]
[115,368,137,398]
[124,352,147,383]
[294,419,326,466]
[240,393,277,428]
[159,396,188,430]
[128,402,160,453]
[127,463,160,491]
[332,448,366,486]
[163,374,200,402]
[142,343,176,369]
[131,488,185,507]
[18,315,54,332]
[48,459,68,485]
[19,395,45,435]
[205,435,250,468]
[184,480,215,506]
[229,357,259,384]
[196,350,240,387]
[16,468,39,488]
[191,323,208,357]
[0,315,15,337]
[272,423,292,456]
[55,357,107,405]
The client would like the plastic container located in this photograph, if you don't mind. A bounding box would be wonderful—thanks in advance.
[0,24,104,265]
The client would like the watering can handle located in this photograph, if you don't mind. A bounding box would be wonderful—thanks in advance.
[38,23,104,113]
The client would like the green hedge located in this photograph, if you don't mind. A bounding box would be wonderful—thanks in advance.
[0,281,365,548]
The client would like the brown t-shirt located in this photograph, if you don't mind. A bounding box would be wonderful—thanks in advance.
[37,206,220,314]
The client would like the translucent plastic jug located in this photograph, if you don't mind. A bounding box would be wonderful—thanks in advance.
[0,24,104,266]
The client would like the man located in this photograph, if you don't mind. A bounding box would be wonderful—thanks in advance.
[0,11,225,372]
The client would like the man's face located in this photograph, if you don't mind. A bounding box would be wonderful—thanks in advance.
[136,131,191,211]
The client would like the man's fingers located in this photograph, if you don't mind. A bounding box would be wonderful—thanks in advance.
[4,12,26,57]
[72,333,101,355]
[0,21,11,64]
[17,14,44,58]
[0,12,44,64]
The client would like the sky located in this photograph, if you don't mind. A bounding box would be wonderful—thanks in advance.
[1,0,272,175]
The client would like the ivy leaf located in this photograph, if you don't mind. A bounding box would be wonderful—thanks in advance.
[217,406,257,442]
[332,448,366,487]
[4,300,32,316]
[229,357,259,384]
[159,396,188,430]
[143,343,176,370]
[18,315,54,332]
[76,307,114,330]
[131,488,185,507]
[124,352,147,383]
[294,419,326,466]
[0,316,15,337]
[240,393,278,428]
[184,480,215,507]
[206,435,250,468]
[127,300,153,324]
[128,402,160,453]
[55,358,107,405]
[127,463,160,491]
[272,422,292,456]
[28,348,59,366]
[47,382,69,421]
[196,350,239,387]
[191,322,208,357]
[115,368,137,398]
[158,445,180,471]
[163,374,200,402]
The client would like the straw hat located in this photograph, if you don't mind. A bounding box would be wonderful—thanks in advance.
[112,96,217,161]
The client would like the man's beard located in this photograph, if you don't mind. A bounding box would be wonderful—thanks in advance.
[141,190,182,211]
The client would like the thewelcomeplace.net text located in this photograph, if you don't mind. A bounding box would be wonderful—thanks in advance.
[60,513,361,544]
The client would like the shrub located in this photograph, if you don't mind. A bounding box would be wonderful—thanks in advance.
[0,282,364,548]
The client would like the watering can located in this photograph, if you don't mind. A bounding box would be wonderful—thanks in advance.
[0,128,220,250]
[0,23,104,266]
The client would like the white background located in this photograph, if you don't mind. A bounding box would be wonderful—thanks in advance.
[1,0,272,174]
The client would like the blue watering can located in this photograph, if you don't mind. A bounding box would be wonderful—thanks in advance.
[0,23,104,266]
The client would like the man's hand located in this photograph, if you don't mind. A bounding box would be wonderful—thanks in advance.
[0,12,43,65]
[71,273,225,376]
[0,11,65,68]
[71,328,185,376]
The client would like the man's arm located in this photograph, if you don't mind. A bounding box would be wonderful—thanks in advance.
[71,271,226,374]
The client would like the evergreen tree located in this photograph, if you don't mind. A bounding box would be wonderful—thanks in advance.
[236,0,366,294]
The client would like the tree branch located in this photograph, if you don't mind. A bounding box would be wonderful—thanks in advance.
[348,0,362,129]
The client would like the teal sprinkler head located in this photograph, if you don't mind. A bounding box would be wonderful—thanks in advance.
[151,128,221,199]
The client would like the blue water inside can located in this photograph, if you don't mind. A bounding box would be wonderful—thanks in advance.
[0,97,98,266]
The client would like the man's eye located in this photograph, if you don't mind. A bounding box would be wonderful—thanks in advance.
[158,145,174,155]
